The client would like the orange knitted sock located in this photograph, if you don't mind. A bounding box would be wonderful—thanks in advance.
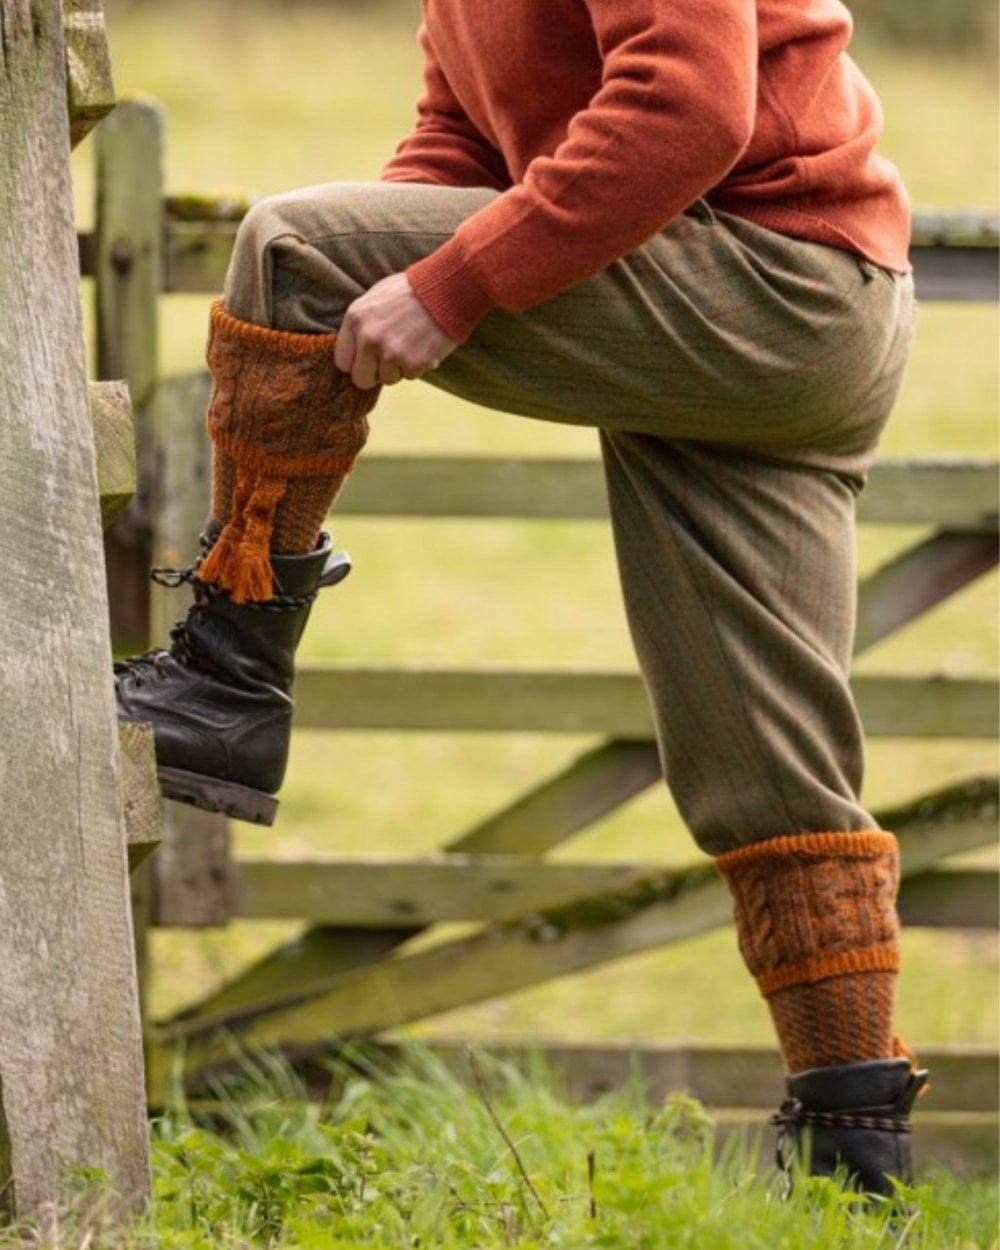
[200,299,380,602]
[716,831,904,1074]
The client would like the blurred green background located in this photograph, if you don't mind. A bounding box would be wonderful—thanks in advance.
[79,1,998,1051]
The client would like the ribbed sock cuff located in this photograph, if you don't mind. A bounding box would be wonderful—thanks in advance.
[717,829,902,1070]
[203,299,377,601]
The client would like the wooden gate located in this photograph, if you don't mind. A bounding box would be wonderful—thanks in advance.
[80,101,999,1125]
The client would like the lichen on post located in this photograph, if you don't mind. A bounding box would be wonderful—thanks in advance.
[64,0,115,148]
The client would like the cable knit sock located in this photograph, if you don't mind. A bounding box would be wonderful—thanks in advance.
[200,299,380,603]
[716,831,904,1074]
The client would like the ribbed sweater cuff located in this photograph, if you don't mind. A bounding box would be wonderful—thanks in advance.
[406,236,496,344]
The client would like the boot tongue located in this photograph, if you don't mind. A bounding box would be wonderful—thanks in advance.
[263,533,336,598]
[788,1059,915,1113]
[899,1067,931,1114]
[318,549,352,588]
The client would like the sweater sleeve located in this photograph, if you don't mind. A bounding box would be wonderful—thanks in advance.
[407,0,758,343]
[381,23,511,192]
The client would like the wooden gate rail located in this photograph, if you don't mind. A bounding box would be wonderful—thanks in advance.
[167,1040,999,1119]
[126,373,1000,529]
[230,857,997,929]
[288,668,997,738]
[146,776,998,1094]
[84,100,999,1111]
[146,1039,998,1177]
[339,455,1000,528]
[76,203,1000,304]
[162,1040,999,1176]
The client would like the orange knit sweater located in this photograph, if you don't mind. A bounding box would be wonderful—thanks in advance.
[381,0,911,344]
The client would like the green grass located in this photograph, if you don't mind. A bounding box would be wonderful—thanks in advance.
[78,3,999,1049]
[10,1050,998,1249]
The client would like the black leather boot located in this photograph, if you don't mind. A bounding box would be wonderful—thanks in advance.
[115,531,350,826]
[771,1058,929,1197]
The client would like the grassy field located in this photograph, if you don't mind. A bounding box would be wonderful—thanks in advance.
[9,1050,998,1249]
[78,2,999,1054]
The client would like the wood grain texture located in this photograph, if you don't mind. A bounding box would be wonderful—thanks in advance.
[0,0,149,1217]
[231,857,998,929]
[94,99,162,413]
[118,722,161,871]
[156,674,994,1036]
[63,0,114,148]
[233,855,667,926]
[95,97,163,652]
[153,805,234,927]
[90,378,136,526]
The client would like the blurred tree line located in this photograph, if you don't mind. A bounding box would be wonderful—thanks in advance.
[850,0,997,55]
[102,0,997,58]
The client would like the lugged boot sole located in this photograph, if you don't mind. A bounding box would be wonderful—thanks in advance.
[157,766,279,826]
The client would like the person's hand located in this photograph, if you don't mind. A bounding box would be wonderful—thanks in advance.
[335,272,457,389]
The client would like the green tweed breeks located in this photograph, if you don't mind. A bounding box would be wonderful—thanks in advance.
[222,181,915,855]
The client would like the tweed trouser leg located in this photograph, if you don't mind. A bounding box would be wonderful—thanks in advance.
[223,180,916,1071]
[224,180,914,854]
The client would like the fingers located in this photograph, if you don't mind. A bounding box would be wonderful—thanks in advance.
[351,333,382,390]
[338,330,443,388]
[337,275,458,390]
[336,306,397,389]
[333,314,356,375]
[335,308,374,389]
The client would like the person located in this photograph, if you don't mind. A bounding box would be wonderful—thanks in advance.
[116,0,927,1194]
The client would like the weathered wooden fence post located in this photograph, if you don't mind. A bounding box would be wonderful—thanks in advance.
[93,97,166,1002]
[0,0,150,1221]
[96,96,163,653]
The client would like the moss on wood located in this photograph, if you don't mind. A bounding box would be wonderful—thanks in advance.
[166,193,250,222]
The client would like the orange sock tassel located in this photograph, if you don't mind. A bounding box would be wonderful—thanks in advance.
[201,300,379,602]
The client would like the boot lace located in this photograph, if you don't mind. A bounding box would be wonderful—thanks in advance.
[114,554,324,689]
[770,1097,802,1174]
[113,564,213,688]
[770,1096,910,1174]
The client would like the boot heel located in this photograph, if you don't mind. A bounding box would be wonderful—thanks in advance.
[157,767,279,827]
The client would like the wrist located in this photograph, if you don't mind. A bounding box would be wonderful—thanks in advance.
[406,236,495,344]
